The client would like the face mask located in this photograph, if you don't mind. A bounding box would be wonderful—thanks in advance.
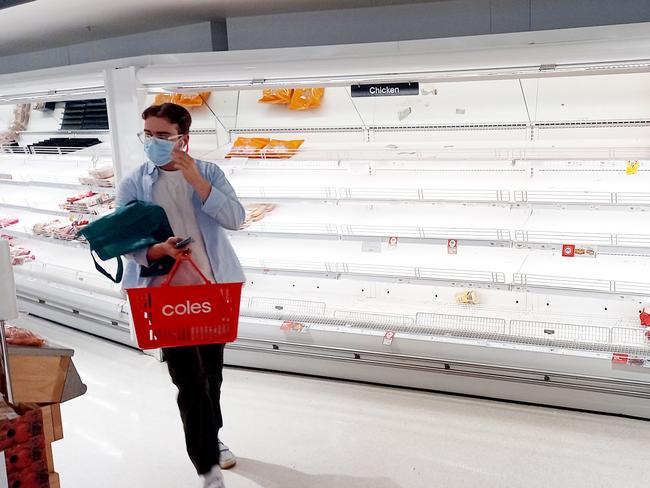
[144,137,176,166]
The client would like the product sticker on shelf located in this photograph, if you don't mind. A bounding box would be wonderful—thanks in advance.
[611,353,629,364]
[626,160,639,175]
[562,244,597,258]
[628,356,646,367]
[383,331,395,345]
[280,321,308,333]
[639,308,650,327]
[388,236,399,249]
[575,246,597,258]
[362,240,382,253]
[448,239,458,255]
[561,244,575,257]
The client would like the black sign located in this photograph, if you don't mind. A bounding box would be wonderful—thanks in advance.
[351,82,420,98]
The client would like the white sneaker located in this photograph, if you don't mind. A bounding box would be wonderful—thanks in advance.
[218,441,237,469]
[203,465,225,488]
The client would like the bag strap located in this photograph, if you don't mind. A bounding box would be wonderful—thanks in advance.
[161,251,211,286]
[90,250,124,284]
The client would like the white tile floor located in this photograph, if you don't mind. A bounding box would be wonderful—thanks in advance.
[17,316,650,488]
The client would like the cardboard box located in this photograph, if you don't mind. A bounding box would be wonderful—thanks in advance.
[9,355,70,404]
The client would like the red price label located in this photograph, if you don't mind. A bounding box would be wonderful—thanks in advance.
[448,239,458,255]
[562,244,575,257]
[281,321,306,332]
[383,331,395,345]
[612,353,629,364]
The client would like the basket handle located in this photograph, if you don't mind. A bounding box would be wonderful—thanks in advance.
[160,250,212,286]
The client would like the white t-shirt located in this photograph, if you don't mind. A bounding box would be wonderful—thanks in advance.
[152,169,215,282]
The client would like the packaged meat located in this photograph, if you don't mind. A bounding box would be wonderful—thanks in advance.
[288,88,325,110]
[262,139,304,159]
[259,89,294,105]
[95,176,115,188]
[0,217,19,228]
[61,193,114,214]
[8,242,35,265]
[88,166,114,179]
[455,290,479,305]
[3,325,45,347]
[241,203,277,229]
[226,137,270,159]
[154,92,211,108]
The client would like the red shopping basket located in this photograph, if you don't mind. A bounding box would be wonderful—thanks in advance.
[127,253,243,349]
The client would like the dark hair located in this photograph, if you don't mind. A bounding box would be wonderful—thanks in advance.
[142,103,192,134]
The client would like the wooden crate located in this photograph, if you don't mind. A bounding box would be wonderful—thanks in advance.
[48,471,60,488]
[45,442,55,473]
[41,404,64,444]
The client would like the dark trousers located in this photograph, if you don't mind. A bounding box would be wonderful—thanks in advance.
[163,344,225,475]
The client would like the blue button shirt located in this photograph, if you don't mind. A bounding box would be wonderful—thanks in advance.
[116,160,246,288]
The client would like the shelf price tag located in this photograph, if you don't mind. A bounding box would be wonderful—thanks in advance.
[383,331,396,345]
[562,244,575,257]
[562,244,596,258]
[280,321,308,333]
[448,239,458,255]
[362,239,382,253]
[626,160,639,175]
[388,236,399,249]
[612,353,650,367]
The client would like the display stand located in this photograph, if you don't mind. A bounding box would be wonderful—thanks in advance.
[0,240,86,487]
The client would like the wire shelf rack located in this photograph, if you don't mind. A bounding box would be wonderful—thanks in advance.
[239,295,650,356]
[416,312,508,336]
[513,273,615,293]
[242,222,339,236]
[249,296,327,316]
[333,310,415,328]
[509,320,611,345]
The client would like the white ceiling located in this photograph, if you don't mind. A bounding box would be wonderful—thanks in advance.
[0,0,439,56]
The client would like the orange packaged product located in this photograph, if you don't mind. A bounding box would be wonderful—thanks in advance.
[259,89,294,104]
[153,92,210,108]
[288,88,325,110]
[262,139,304,159]
[225,137,270,159]
[153,93,174,105]
[172,92,211,107]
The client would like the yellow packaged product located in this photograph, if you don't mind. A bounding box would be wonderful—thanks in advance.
[226,137,270,159]
[259,89,294,104]
[288,88,325,110]
[262,139,304,159]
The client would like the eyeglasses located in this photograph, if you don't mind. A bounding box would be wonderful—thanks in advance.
[137,131,184,144]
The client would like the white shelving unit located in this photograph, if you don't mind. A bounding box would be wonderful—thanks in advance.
[1,23,650,417]
[0,96,126,344]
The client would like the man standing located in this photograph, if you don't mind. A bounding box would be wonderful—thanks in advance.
[117,103,245,488]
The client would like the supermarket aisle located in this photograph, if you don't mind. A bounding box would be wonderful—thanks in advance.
[19,317,650,488]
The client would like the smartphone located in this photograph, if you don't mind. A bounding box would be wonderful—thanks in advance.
[175,237,194,249]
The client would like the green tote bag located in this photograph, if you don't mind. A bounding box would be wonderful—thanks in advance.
[77,201,174,283]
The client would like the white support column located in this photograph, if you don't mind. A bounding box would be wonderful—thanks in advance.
[104,66,147,182]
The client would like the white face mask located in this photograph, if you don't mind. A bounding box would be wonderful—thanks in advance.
[144,137,176,166]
